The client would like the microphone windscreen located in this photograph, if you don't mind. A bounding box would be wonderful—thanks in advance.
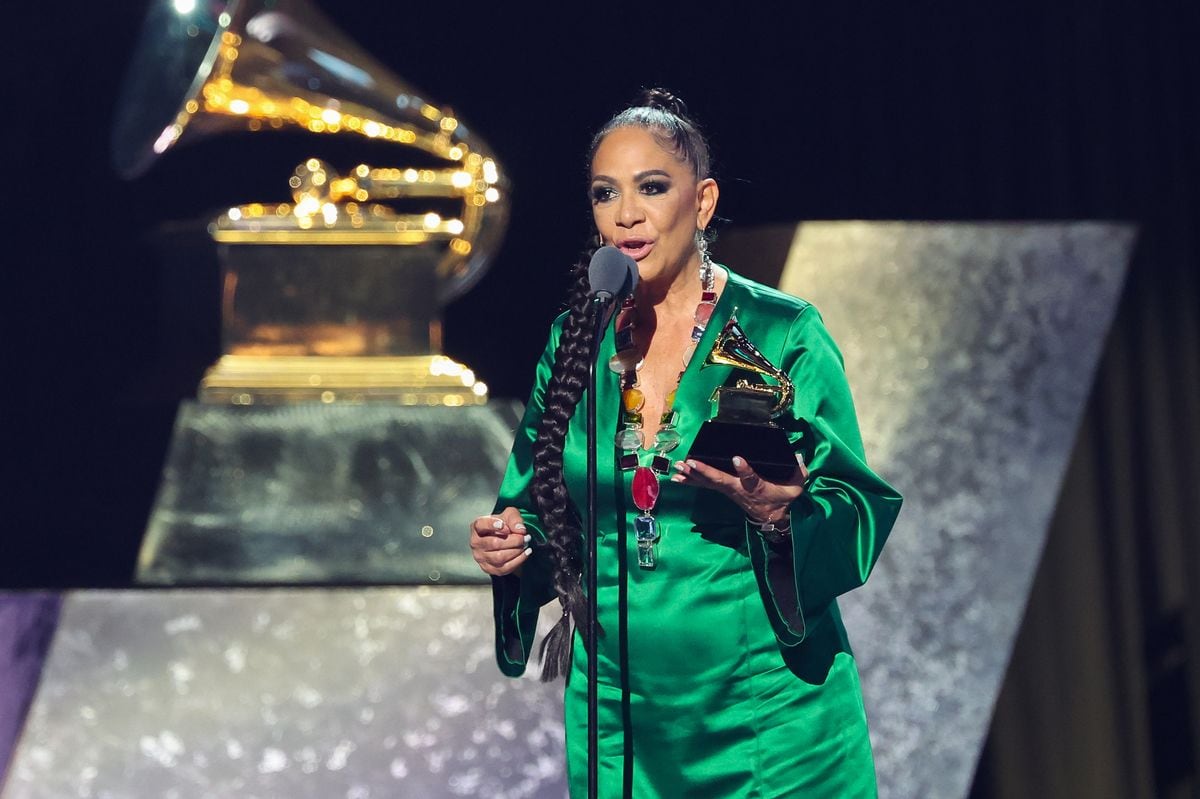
[588,246,638,299]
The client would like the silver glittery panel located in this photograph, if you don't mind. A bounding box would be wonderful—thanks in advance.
[0,594,61,784]
[139,402,522,585]
[776,222,1134,799]
[3,588,566,799]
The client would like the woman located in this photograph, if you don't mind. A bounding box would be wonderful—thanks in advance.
[470,89,902,798]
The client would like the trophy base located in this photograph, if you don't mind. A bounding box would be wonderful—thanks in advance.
[198,355,487,405]
[686,420,798,482]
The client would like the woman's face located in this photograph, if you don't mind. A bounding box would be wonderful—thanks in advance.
[590,126,718,289]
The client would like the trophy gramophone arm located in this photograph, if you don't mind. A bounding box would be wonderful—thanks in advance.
[770,379,794,418]
[317,164,507,202]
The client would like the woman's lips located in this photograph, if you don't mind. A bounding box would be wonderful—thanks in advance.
[618,240,654,260]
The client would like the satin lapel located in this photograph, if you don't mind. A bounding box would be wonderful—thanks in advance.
[673,269,741,455]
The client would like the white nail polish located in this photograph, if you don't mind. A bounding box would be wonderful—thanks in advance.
[492,519,505,529]
[523,547,533,557]
[523,534,532,545]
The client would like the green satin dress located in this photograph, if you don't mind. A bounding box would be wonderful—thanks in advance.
[491,269,903,798]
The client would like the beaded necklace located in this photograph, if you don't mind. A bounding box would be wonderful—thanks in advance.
[609,260,717,569]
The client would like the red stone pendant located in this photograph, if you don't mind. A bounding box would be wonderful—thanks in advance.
[631,466,660,512]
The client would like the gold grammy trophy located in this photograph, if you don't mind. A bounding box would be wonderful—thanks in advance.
[113,0,508,404]
[686,314,802,482]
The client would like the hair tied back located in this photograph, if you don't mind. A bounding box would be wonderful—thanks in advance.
[635,87,690,119]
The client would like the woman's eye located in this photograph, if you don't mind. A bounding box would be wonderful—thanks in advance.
[590,186,616,203]
[640,180,669,196]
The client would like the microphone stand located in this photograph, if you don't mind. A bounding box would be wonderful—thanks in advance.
[585,293,613,799]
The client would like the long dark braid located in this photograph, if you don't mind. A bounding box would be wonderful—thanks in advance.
[530,253,596,681]
[530,87,714,681]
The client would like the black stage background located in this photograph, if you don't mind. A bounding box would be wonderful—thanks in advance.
[5,2,1199,796]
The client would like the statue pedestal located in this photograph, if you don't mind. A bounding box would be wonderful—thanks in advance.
[137,401,522,585]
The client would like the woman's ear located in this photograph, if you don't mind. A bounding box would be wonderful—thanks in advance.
[696,178,719,229]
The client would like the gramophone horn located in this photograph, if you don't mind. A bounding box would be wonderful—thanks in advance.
[112,0,491,176]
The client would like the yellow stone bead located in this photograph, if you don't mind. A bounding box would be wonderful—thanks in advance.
[623,388,645,412]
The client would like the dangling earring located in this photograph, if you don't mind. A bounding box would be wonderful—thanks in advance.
[597,232,605,248]
[695,229,713,269]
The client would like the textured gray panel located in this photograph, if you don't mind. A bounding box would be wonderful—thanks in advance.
[0,594,61,785]
[3,589,565,799]
[139,402,522,585]
[776,222,1134,798]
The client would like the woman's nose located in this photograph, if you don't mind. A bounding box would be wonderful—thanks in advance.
[616,194,644,226]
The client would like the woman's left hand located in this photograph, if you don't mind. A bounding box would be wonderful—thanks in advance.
[671,454,809,524]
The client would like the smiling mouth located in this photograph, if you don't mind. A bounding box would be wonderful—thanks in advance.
[617,240,653,260]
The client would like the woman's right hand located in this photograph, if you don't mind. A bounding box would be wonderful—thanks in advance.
[470,506,533,577]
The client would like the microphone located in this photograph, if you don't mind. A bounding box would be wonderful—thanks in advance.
[587,245,638,303]
[580,252,636,799]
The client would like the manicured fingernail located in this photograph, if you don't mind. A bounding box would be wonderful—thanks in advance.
[514,523,526,532]
[522,547,533,557]
[670,475,684,483]
[732,456,745,467]
[523,534,532,545]
[686,460,698,468]
[672,462,685,472]
[492,519,505,529]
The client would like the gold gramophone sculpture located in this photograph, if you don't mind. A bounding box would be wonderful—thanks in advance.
[686,313,803,482]
[113,0,507,404]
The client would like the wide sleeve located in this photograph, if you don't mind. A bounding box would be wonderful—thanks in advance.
[490,320,563,676]
[746,304,903,647]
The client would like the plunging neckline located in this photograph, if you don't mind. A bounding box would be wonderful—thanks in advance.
[624,266,732,448]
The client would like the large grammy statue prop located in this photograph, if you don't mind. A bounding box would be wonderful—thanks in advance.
[116,0,515,584]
